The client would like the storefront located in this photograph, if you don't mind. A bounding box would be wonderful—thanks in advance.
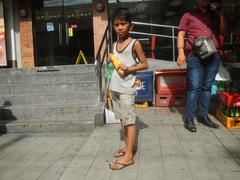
[32,1,94,66]
[1,0,109,68]
[0,0,191,68]
[1,0,240,68]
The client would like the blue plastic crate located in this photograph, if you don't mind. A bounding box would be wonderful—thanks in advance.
[135,71,153,102]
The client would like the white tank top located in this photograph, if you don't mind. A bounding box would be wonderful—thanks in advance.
[109,39,139,95]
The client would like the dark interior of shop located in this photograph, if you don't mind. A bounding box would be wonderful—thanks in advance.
[32,0,240,65]
[109,0,240,61]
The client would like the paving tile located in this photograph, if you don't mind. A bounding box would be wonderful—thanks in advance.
[37,168,65,180]
[179,140,208,158]
[110,168,138,180]
[191,170,221,180]
[162,156,189,172]
[0,107,240,180]
[137,168,164,180]
[185,157,216,171]
[211,157,240,172]
[17,169,46,180]
[218,171,240,180]
[0,168,25,180]
[59,168,88,180]
[68,156,94,168]
[164,170,193,180]
[85,167,112,180]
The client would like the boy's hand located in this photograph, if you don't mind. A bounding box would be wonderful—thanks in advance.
[119,64,128,72]
[119,64,131,75]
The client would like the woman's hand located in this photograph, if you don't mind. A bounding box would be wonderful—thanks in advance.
[177,53,186,66]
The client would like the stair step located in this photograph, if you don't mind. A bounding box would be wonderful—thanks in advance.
[0,64,104,134]
[0,81,98,94]
[0,104,102,120]
[0,92,99,106]
[0,118,95,133]
[0,73,97,85]
[0,64,97,77]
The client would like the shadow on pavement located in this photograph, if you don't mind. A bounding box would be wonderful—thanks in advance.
[0,101,17,135]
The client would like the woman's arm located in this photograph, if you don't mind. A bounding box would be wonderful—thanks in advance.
[177,30,186,66]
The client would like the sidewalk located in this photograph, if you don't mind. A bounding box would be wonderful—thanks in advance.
[0,107,240,180]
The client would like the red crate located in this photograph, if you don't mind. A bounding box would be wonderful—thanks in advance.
[218,91,240,107]
[155,93,186,107]
[155,68,187,94]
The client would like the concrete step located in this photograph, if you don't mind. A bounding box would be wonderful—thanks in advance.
[0,103,102,121]
[0,64,97,77]
[0,118,95,133]
[0,92,99,106]
[0,64,104,134]
[0,72,97,85]
[0,81,98,94]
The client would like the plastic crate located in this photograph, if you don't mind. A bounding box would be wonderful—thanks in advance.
[155,68,187,94]
[155,93,186,107]
[135,71,153,102]
[217,91,240,107]
[216,108,240,128]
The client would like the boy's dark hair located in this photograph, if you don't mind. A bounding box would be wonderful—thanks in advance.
[112,7,132,23]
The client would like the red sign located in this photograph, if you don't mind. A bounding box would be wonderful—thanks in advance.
[0,2,7,66]
[71,24,78,29]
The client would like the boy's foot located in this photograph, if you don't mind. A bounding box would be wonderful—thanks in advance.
[113,147,137,158]
[113,148,126,157]
[109,160,134,170]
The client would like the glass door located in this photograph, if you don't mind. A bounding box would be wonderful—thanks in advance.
[63,0,94,65]
[32,0,94,66]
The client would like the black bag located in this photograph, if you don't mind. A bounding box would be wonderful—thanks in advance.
[194,36,218,59]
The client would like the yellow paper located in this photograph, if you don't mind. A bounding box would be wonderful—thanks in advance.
[68,28,73,37]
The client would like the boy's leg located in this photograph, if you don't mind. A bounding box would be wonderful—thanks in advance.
[113,123,128,157]
[124,124,136,160]
[110,94,136,169]
[123,124,128,143]
[110,124,135,169]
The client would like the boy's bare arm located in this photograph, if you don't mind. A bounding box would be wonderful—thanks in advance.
[126,40,148,73]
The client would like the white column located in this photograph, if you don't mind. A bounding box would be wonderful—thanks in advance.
[4,0,21,68]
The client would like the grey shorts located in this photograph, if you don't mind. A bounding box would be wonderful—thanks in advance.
[111,91,136,126]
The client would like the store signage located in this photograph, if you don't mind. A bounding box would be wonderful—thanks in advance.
[71,24,78,29]
[0,1,6,66]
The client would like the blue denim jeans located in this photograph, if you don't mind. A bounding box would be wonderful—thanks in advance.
[185,53,220,121]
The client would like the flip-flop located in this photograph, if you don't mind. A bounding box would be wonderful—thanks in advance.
[113,149,126,158]
[109,160,134,170]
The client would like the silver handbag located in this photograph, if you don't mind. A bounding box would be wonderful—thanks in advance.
[194,36,218,59]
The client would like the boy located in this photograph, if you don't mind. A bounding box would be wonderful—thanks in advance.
[109,7,148,170]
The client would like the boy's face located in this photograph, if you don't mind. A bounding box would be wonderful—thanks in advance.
[113,18,132,38]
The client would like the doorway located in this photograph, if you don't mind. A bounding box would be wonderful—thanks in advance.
[32,0,94,66]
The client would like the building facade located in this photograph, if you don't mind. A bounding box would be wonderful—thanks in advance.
[1,0,239,68]
[1,0,109,68]
[1,0,192,68]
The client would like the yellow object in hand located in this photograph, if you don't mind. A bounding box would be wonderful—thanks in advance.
[108,54,125,76]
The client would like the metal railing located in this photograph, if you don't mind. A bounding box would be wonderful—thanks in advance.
[130,21,178,61]
[95,23,112,101]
